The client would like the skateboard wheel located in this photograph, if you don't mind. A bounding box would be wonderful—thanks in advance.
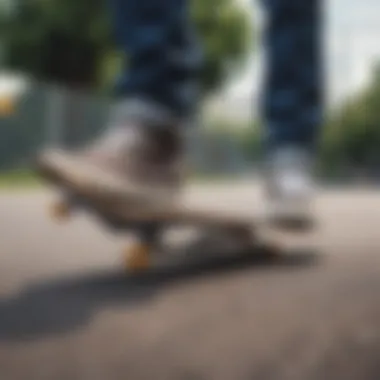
[124,243,151,272]
[49,200,71,221]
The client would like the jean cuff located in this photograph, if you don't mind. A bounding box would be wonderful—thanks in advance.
[109,97,184,128]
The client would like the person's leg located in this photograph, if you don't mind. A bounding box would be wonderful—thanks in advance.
[261,0,323,227]
[262,0,322,151]
[39,0,201,202]
[108,0,201,124]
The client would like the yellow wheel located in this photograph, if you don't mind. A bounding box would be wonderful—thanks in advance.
[124,243,152,272]
[49,200,71,222]
[0,96,15,117]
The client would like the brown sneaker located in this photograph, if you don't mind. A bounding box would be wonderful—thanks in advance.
[37,122,185,208]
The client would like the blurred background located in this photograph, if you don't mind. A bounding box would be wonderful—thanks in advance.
[1,0,380,182]
[2,3,380,379]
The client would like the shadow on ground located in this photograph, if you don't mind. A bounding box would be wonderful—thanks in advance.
[0,246,320,342]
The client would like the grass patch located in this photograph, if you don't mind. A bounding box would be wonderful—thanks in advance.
[0,169,236,189]
[0,169,42,188]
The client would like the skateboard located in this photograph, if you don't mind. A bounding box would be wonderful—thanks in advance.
[36,160,281,272]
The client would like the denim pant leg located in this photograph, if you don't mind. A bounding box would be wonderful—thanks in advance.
[261,0,323,152]
[107,0,202,125]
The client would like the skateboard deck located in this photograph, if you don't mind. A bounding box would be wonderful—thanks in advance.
[36,159,272,272]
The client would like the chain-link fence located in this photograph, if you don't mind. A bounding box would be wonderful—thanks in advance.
[0,81,109,169]
[0,79,252,177]
[3,71,380,185]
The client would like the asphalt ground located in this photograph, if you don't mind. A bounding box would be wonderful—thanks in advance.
[0,182,379,380]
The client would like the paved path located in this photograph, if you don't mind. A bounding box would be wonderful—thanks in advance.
[0,182,380,380]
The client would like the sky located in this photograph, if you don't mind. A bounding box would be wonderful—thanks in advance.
[208,0,380,121]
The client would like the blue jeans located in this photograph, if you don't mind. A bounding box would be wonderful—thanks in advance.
[108,0,322,150]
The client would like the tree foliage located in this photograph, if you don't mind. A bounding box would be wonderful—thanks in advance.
[192,0,252,94]
[2,0,251,94]
[320,66,380,178]
[2,0,110,88]
[320,63,380,177]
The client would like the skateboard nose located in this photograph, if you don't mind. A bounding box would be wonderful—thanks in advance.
[34,148,68,183]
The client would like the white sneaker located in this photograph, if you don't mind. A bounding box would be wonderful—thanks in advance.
[263,146,316,230]
[37,122,185,207]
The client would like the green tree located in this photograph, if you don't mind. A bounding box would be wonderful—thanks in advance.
[2,0,252,94]
[321,63,380,177]
[192,0,252,95]
[2,0,110,89]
